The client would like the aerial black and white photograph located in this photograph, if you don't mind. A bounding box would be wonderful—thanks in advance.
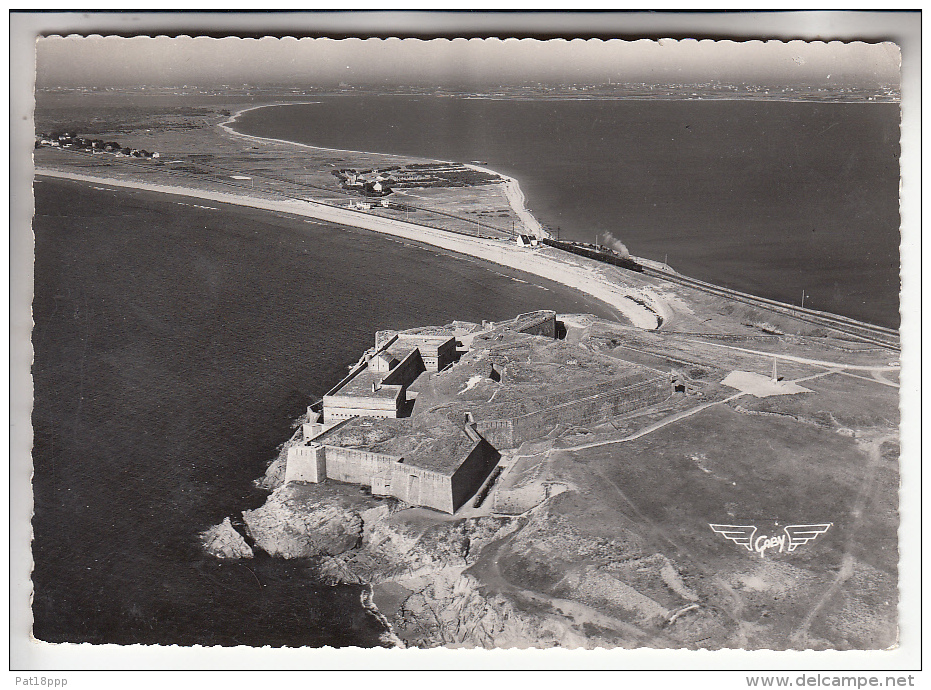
[11,10,919,676]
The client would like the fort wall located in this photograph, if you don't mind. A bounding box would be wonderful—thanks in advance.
[513,310,557,338]
[322,393,404,422]
[477,376,671,448]
[389,464,455,514]
[325,446,402,485]
[451,439,501,512]
[284,435,499,514]
[284,443,327,484]
[393,334,457,371]
[381,348,426,386]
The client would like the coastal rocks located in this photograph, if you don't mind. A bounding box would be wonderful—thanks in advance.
[361,513,517,582]
[317,555,364,585]
[317,511,519,590]
[361,585,406,649]
[255,424,308,491]
[393,570,587,649]
[255,453,287,490]
[242,484,363,559]
[200,517,254,559]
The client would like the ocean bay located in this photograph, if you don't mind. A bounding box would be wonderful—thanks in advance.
[30,176,614,645]
[232,95,901,328]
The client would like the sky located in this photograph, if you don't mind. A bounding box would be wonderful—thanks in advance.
[35,36,901,89]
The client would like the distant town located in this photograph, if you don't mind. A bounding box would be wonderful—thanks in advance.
[35,132,159,159]
[37,79,900,103]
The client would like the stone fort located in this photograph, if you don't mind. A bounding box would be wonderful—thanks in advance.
[284,311,672,514]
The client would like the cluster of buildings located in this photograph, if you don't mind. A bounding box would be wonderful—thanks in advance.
[335,169,394,197]
[35,133,159,159]
[284,310,674,515]
[286,327,488,514]
[346,198,391,211]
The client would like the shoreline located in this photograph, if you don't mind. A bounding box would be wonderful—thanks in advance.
[219,102,546,238]
[36,168,662,329]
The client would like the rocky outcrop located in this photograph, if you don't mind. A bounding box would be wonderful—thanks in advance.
[255,425,305,490]
[393,570,589,648]
[242,484,363,559]
[200,517,254,559]
[334,511,519,585]
[255,453,287,490]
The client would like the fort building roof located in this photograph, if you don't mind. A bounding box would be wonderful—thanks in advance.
[314,415,476,476]
[393,332,457,351]
[327,368,403,400]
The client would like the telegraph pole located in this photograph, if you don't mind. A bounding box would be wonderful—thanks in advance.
[801,290,806,309]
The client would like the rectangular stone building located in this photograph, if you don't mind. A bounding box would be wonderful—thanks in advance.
[322,333,457,423]
[284,423,499,514]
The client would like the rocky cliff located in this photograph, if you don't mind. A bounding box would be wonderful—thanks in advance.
[241,484,364,559]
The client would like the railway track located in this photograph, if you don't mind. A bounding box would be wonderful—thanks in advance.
[43,150,899,352]
[639,266,900,352]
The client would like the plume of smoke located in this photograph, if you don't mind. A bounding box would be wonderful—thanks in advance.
[601,231,630,258]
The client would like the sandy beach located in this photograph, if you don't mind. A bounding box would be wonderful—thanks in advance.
[36,167,663,329]
[34,101,666,330]
[462,163,545,238]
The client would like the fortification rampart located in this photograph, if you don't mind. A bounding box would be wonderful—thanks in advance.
[513,310,557,338]
[381,348,426,386]
[285,443,327,484]
[480,371,653,420]
[393,333,457,371]
[325,446,402,485]
[284,431,499,514]
[476,376,671,448]
[451,439,501,511]
[322,388,404,422]
[387,464,456,514]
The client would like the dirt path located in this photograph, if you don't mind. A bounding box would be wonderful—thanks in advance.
[465,526,662,646]
[869,370,899,387]
[788,432,893,646]
[590,467,750,644]
[563,392,745,452]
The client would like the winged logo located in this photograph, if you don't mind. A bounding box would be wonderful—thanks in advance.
[710,522,833,557]
[709,524,757,551]
[783,523,833,552]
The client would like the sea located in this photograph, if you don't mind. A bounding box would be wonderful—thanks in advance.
[31,94,900,647]
[30,176,614,646]
[232,95,901,329]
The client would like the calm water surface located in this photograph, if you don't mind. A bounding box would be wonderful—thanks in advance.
[233,96,900,327]
[31,177,613,645]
